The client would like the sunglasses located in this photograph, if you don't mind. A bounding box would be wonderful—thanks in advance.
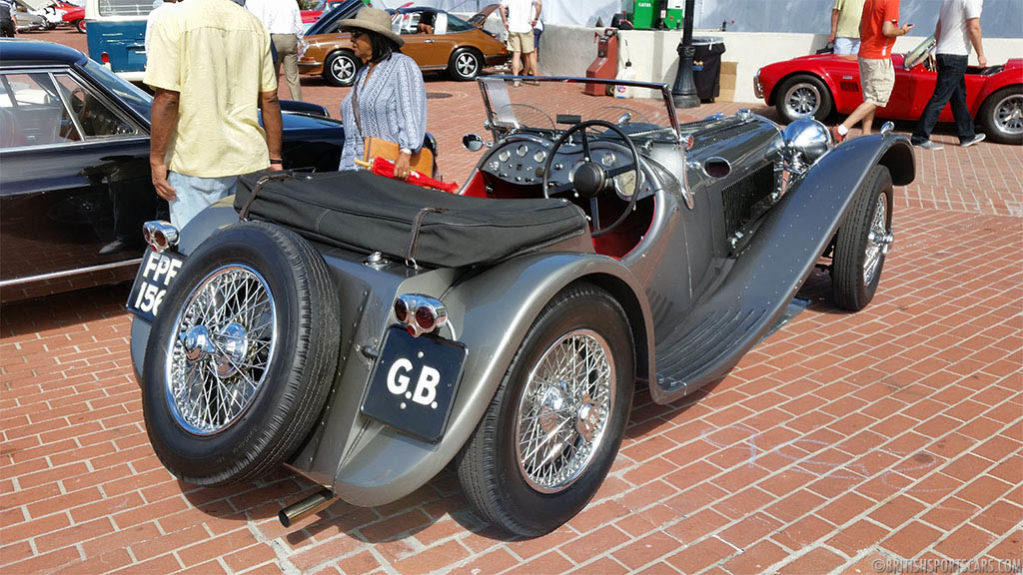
[350,30,365,39]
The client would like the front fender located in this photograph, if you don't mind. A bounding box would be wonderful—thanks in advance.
[331,252,654,506]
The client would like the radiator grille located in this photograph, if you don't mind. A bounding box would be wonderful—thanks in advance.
[721,164,774,238]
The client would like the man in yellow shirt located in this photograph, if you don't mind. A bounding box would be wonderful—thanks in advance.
[144,0,283,228]
[829,0,867,57]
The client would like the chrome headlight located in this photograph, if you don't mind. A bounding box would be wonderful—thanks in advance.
[753,68,763,99]
[783,117,832,167]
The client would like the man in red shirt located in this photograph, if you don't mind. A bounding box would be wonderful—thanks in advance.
[831,0,914,142]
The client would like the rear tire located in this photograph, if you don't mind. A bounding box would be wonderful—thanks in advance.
[456,283,634,537]
[832,165,893,311]
[979,86,1023,145]
[142,222,341,486]
[74,19,85,34]
[323,50,359,87]
[776,74,833,123]
[448,48,482,81]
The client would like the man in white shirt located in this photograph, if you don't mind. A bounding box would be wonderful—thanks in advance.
[246,0,305,101]
[500,0,541,81]
[144,0,178,57]
[911,0,987,149]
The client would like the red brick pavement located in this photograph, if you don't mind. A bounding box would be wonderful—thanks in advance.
[1,29,1021,575]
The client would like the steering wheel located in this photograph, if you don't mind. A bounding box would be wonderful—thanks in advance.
[542,119,641,238]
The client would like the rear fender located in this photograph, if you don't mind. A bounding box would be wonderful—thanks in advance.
[330,253,653,506]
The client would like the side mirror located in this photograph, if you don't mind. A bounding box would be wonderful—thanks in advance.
[462,133,485,152]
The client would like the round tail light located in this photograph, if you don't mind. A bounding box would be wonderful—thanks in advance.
[415,306,436,331]
[100,52,110,64]
[394,297,409,323]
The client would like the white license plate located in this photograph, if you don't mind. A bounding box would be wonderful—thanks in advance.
[125,249,185,322]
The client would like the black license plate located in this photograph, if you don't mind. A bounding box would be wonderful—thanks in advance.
[126,249,185,322]
[361,327,468,443]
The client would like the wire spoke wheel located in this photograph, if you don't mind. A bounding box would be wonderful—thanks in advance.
[165,265,277,435]
[514,329,615,493]
[863,194,889,285]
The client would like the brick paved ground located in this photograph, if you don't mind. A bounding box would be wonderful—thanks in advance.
[1,29,1021,575]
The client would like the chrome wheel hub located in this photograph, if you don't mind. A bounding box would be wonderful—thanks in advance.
[863,195,891,284]
[786,85,820,117]
[457,54,477,76]
[994,94,1023,135]
[332,57,355,82]
[165,265,277,436]
[515,330,615,493]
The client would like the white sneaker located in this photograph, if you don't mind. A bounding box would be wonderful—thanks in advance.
[960,134,986,148]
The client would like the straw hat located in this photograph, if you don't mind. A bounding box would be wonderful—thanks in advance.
[339,7,404,47]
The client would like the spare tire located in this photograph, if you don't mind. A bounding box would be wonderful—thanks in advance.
[142,222,340,486]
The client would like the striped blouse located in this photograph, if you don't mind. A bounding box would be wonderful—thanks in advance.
[338,52,427,171]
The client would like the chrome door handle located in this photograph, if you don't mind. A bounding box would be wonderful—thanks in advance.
[425,39,434,43]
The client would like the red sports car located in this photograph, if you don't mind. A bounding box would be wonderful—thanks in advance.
[755,38,1022,144]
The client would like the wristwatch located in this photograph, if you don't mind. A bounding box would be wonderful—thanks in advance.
[399,148,412,156]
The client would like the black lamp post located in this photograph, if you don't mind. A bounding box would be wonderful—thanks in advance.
[671,0,699,108]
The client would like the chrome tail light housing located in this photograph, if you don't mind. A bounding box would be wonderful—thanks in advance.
[143,221,179,253]
[394,294,447,337]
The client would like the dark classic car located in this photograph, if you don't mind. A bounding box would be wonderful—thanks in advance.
[300,2,509,86]
[0,40,346,301]
[128,76,914,537]
[756,36,1023,144]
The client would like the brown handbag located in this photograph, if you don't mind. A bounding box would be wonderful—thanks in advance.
[352,76,434,177]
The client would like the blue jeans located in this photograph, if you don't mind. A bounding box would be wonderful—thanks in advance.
[833,37,860,56]
[167,172,238,229]
[912,54,975,144]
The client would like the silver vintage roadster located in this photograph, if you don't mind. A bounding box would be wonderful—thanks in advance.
[128,77,914,537]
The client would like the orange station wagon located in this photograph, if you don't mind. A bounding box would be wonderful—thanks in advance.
[299,6,510,86]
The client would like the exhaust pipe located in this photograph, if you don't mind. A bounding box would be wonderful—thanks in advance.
[278,489,337,527]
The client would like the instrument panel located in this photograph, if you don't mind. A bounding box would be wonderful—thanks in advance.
[480,136,650,201]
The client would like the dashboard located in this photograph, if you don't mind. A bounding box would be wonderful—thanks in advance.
[479,135,653,202]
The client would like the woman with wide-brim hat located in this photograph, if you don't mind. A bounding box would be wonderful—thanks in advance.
[336,6,426,181]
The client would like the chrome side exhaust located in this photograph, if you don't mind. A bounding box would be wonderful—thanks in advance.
[278,489,337,527]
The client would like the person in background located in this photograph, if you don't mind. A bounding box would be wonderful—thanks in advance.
[246,0,304,101]
[829,0,865,57]
[145,0,282,228]
[0,0,16,38]
[145,0,179,57]
[911,0,986,149]
[830,0,913,142]
[532,14,544,65]
[336,7,426,181]
[500,0,541,83]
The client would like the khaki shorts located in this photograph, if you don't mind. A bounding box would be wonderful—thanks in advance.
[507,31,534,54]
[859,57,895,106]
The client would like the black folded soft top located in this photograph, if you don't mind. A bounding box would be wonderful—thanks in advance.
[234,170,589,268]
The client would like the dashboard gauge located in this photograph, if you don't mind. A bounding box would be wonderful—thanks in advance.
[614,169,639,199]
[516,144,529,157]
[601,152,616,167]
[498,150,511,162]
[533,150,547,163]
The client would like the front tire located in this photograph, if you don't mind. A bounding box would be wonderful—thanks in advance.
[142,222,341,486]
[832,165,893,311]
[448,48,482,81]
[323,50,359,87]
[979,86,1023,145]
[74,19,85,34]
[776,74,833,123]
[457,283,635,537]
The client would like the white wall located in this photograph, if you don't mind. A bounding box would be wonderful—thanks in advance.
[536,25,1023,103]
